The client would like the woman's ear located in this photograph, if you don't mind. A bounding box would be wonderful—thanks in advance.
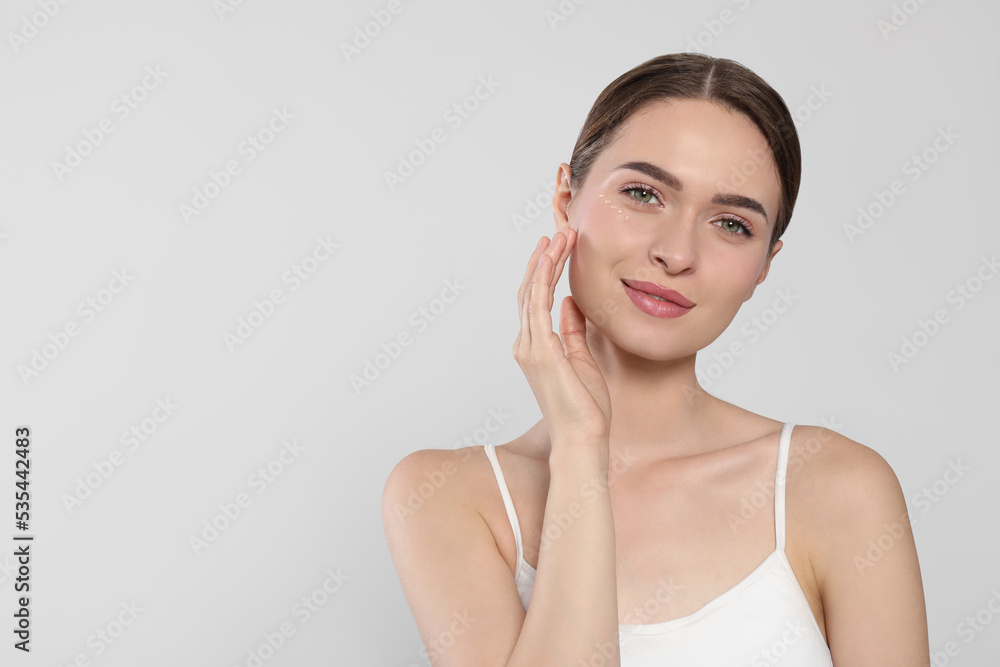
[552,163,574,234]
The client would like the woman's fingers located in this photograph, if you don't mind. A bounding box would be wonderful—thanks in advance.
[518,236,549,309]
[515,230,573,360]
[550,227,575,292]
[515,235,550,351]
[559,294,590,360]
[527,231,571,357]
[528,249,554,349]
[535,231,569,311]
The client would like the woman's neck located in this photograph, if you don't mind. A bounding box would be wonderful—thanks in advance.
[589,329,720,463]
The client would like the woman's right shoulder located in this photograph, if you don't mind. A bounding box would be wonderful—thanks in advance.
[381,446,489,526]
[381,444,542,664]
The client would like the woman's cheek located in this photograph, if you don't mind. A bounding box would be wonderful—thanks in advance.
[597,192,631,222]
[567,248,585,308]
[567,229,613,325]
[567,236,595,317]
[566,199,630,317]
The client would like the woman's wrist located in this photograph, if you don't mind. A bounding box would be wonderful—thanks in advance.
[548,435,610,471]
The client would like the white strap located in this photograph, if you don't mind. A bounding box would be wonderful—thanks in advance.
[775,422,795,552]
[483,444,524,569]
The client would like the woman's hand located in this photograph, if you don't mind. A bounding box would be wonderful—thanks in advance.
[513,229,612,448]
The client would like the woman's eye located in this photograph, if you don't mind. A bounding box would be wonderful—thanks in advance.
[625,187,659,205]
[716,217,752,237]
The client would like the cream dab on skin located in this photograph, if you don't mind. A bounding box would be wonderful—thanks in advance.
[598,192,627,220]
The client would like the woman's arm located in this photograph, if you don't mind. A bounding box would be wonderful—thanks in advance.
[382,229,622,665]
[800,426,930,665]
[382,442,619,666]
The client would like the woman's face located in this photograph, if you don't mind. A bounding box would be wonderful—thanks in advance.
[556,98,784,361]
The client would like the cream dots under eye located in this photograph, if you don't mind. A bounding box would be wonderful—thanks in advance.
[597,193,629,220]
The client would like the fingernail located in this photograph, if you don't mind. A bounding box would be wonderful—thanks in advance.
[536,237,545,250]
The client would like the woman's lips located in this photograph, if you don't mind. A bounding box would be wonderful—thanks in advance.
[621,279,695,306]
[621,280,695,318]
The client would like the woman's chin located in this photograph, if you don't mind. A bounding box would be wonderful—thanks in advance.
[583,319,702,364]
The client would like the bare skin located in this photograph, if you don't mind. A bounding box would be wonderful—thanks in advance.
[486,404,816,628]
[383,99,929,666]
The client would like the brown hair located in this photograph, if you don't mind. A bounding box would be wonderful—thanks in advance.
[568,53,801,252]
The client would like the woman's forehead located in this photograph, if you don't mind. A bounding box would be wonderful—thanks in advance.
[612,99,767,151]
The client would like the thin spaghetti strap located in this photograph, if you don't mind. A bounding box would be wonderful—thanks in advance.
[482,444,525,572]
[775,423,795,553]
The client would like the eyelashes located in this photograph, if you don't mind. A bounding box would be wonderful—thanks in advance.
[618,182,756,239]
[714,217,754,238]
[622,184,661,206]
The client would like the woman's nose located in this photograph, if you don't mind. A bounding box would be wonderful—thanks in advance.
[647,214,698,274]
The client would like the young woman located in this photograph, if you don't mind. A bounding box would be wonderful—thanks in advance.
[383,53,929,666]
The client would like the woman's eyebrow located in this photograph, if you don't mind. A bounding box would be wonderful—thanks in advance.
[615,161,682,190]
[614,160,769,224]
[712,193,769,224]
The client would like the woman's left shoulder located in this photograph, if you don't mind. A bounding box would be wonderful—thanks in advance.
[785,423,912,566]
[781,428,928,658]
[785,423,905,501]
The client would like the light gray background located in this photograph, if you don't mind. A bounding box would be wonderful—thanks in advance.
[2,0,998,665]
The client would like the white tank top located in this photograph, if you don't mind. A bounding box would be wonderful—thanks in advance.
[482,422,834,665]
